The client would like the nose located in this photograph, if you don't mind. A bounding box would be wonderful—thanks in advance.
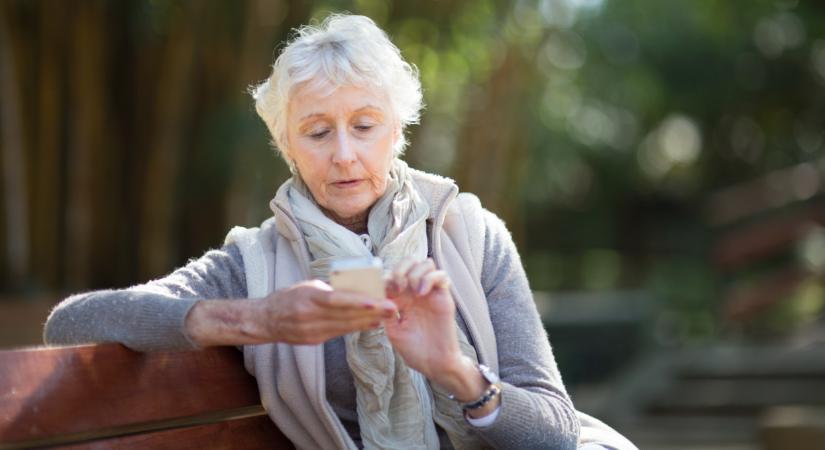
[331,128,357,165]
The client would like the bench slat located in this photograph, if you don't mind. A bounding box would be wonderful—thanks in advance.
[56,415,294,450]
[0,344,264,444]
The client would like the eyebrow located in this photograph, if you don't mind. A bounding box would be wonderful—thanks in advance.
[298,104,385,122]
[354,104,384,114]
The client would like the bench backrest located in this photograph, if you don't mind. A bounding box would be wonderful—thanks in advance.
[0,344,294,449]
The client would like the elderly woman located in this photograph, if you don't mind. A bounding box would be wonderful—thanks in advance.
[45,14,635,450]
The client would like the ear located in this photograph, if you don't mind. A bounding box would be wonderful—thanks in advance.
[279,133,293,161]
[279,140,297,173]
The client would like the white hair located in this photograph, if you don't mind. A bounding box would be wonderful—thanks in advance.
[251,14,424,160]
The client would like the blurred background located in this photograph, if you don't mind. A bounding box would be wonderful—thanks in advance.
[1,0,825,448]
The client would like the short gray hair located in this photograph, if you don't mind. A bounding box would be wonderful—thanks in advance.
[251,14,424,160]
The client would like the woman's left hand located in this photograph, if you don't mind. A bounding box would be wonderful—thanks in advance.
[384,258,463,381]
[384,258,501,414]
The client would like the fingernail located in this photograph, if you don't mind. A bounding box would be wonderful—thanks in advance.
[418,285,426,295]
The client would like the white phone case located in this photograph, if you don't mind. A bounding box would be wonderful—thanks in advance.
[329,257,385,299]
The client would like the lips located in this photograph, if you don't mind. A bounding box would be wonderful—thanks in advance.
[332,179,363,189]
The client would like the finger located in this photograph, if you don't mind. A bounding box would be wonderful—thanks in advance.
[281,315,383,344]
[321,290,385,309]
[313,316,385,339]
[343,315,385,332]
[379,301,399,318]
[316,291,396,315]
[391,270,408,295]
[384,273,402,298]
[406,259,436,295]
[316,302,398,321]
[391,259,418,293]
[418,270,451,296]
[280,306,393,344]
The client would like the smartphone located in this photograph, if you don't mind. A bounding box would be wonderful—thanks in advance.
[329,256,385,299]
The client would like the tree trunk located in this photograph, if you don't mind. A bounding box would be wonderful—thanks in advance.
[0,2,30,290]
[32,0,67,289]
[138,3,202,279]
[65,0,109,289]
[451,46,535,246]
[225,0,287,227]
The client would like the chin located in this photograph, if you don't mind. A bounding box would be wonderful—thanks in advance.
[321,181,382,215]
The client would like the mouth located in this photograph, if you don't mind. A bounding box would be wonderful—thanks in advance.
[331,179,363,189]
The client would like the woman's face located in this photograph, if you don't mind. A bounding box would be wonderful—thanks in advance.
[286,83,398,221]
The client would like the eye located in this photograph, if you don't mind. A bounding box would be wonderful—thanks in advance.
[354,124,374,132]
[308,129,330,140]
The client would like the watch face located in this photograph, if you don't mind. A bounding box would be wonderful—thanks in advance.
[478,364,500,385]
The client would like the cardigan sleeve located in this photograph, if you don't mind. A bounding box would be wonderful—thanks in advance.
[43,243,248,352]
[470,209,580,449]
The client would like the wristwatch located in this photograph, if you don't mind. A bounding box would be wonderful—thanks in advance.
[449,364,502,410]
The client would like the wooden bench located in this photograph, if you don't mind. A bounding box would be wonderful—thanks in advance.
[0,344,295,449]
[614,343,825,448]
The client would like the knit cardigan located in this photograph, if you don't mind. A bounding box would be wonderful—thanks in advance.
[44,170,635,450]
[226,170,508,449]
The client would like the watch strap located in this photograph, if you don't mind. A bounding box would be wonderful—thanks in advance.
[448,363,502,410]
[459,383,502,410]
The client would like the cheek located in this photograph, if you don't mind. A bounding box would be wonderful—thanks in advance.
[368,131,395,172]
[367,160,391,194]
[372,138,395,193]
[371,175,386,194]
[291,148,329,195]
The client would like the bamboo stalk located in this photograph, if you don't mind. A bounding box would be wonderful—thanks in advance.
[0,2,31,289]
[65,0,108,289]
[225,0,286,227]
[33,0,66,288]
[138,3,202,279]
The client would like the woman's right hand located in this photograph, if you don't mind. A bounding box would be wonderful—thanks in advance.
[185,280,398,347]
[259,280,397,345]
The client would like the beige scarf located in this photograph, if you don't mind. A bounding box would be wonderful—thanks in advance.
[288,159,484,450]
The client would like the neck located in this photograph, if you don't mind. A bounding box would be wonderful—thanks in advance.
[324,208,369,234]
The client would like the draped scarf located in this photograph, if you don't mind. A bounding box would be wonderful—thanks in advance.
[287,159,485,450]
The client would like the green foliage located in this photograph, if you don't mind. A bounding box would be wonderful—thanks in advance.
[7,0,823,342]
[744,279,825,336]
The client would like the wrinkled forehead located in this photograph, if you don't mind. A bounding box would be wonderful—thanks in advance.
[287,79,394,119]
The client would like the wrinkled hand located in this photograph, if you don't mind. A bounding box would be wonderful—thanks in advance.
[260,280,397,345]
[384,258,463,380]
